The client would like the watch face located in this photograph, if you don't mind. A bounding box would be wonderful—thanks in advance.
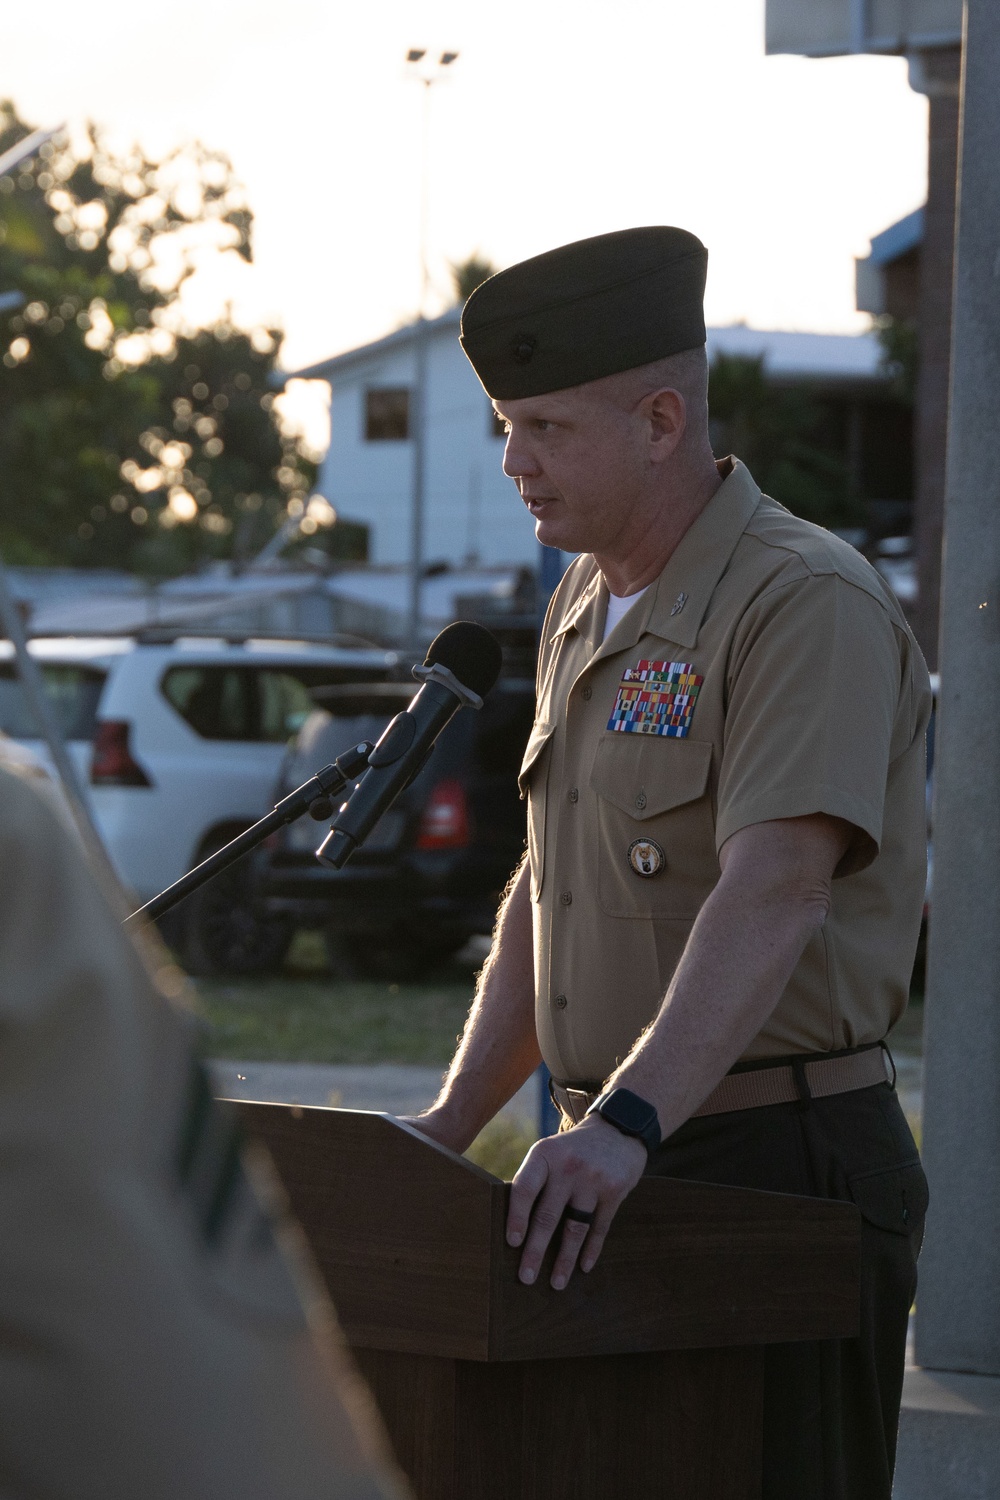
[601,1089,657,1136]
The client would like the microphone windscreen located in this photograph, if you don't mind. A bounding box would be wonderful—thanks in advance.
[424,621,504,699]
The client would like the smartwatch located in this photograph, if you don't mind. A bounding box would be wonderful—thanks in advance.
[586,1087,662,1157]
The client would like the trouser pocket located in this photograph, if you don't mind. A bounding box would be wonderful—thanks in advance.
[848,1159,929,1249]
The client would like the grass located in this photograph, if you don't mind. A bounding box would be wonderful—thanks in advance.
[193,974,475,1065]
[189,930,477,1066]
[465,1115,539,1181]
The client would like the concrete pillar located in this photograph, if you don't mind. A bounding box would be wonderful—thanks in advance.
[915,0,1000,1377]
[909,44,961,671]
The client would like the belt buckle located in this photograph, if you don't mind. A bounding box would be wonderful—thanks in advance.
[564,1087,593,1124]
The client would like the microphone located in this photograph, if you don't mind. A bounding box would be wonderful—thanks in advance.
[316,621,503,870]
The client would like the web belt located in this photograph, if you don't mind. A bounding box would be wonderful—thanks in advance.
[551,1044,895,1127]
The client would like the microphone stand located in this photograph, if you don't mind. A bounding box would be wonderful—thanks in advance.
[123,740,375,928]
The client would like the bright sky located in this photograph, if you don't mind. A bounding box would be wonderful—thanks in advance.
[3,0,928,448]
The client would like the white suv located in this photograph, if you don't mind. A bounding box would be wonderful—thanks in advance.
[0,633,398,971]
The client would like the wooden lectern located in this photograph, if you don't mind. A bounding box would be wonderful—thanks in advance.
[239,1104,859,1500]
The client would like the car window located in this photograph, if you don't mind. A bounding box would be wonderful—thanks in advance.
[162,667,254,740]
[0,664,107,741]
[257,670,316,742]
[162,664,397,743]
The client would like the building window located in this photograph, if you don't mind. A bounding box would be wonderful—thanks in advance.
[364,388,410,441]
[489,405,508,440]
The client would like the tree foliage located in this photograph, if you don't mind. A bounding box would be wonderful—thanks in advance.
[449,253,498,304]
[874,313,918,405]
[0,103,318,575]
[708,353,861,530]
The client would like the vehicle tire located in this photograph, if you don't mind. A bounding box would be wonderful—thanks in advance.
[178,850,294,978]
[325,923,460,983]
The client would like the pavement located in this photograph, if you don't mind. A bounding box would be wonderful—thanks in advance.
[210,1052,923,1139]
[893,1045,923,1130]
[210,1057,542,1130]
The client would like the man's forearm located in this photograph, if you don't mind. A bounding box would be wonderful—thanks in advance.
[609,816,848,1141]
[422,857,540,1151]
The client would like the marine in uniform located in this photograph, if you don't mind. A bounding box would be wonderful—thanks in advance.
[0,763,408,1500]
[405,227,930,1500]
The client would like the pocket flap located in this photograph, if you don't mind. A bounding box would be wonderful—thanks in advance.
[518,720,556,798]
[590,735,712,820]
[848,1160,928,1236]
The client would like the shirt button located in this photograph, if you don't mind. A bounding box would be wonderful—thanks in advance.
[581,686,592,701]
[568,787,579,803]
[554,993,568,1009]
[635,792,647,810]
[560,891,573,906]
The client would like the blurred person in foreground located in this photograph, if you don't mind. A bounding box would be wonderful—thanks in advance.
[0,760,408,1500]
[404,228,930,1500]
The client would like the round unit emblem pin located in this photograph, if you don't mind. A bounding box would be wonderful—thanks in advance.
[627,838,665,878]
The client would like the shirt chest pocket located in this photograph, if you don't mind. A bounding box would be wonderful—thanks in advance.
[589,736,718,918]
[519,719,556,901]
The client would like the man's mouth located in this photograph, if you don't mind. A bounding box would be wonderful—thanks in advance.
[523,495,558,514]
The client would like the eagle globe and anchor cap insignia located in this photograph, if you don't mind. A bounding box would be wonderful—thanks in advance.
[628,837,666,878]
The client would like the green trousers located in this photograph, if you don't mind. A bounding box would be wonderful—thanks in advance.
[646,1066,926,1500]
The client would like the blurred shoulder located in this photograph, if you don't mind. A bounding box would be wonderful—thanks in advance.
[0,764,83,877]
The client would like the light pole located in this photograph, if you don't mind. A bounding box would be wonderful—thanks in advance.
[404,48,458,649]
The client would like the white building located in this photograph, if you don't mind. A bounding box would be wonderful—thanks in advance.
[282,310,889,569]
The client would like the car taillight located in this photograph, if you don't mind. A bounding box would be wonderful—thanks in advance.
[415,778,470,850]
[90,721,152,787]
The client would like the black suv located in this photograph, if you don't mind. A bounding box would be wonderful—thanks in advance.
[262,678,535,978]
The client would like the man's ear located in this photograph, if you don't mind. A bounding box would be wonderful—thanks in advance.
[644,387,686,463]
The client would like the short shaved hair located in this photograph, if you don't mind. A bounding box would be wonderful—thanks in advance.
[607,346,709,416]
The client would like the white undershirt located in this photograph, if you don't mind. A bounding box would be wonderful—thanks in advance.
[602,586,650,643]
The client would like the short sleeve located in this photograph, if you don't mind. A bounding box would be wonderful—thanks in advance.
[716,573,900,875]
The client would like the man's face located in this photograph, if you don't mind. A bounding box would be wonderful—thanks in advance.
[493,385,648,556]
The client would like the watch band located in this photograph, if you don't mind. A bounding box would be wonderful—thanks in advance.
[586,1087,662,1156]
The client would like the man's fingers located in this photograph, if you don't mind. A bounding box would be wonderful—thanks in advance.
[506,1148,550,1248]
[579,1202,617,1274]
[514,1181,571,1284]
[549,1205,599,1290]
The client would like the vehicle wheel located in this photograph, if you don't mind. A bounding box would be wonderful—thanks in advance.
[179,855,294,978]
[326,924,460,983]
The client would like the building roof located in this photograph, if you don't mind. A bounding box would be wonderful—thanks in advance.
[280,307,462,386]
[765,0,961,57]
[280,313,885,390]
[706,325,883,381]
[867,209,925,267]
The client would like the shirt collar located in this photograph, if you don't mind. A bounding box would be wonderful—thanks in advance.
[551,457,763,663]
[642,456,762,650]
[551,564,604,651]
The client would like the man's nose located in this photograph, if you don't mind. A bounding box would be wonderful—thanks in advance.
[502,433,541,481]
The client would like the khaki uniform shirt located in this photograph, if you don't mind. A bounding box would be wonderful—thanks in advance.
[0,768,406,1500]
[520,459,931,1084]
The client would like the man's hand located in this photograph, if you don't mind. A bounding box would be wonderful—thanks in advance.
[506,1116,646,1290]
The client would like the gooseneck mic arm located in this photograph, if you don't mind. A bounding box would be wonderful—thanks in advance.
[316,621,503,871]
[123,740,375,927]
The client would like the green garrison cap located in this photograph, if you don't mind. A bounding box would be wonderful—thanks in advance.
[460,226,708,400]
